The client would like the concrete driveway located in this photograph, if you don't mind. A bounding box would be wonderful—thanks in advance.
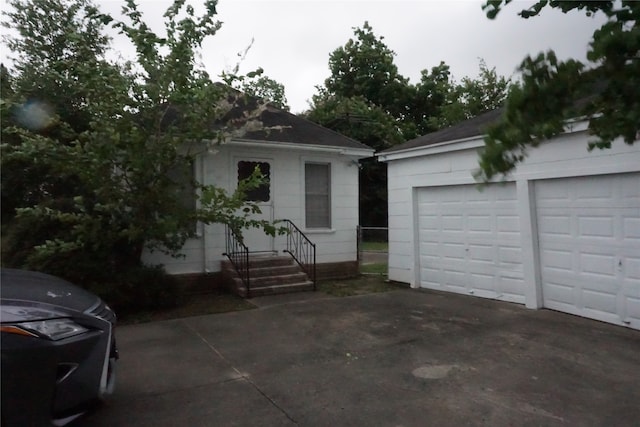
[79,289,640,427]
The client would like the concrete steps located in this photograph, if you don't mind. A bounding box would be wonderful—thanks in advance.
[221,255,315,298]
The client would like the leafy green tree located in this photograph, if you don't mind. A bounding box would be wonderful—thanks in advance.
[308,22,415,226]
[408,61,456,134]
[479,0,639,180]
[433,59,510,130]
[308,22,510,225]
[307,92,403,225]
[324,21,412,121]
[238,73,289,111]
[1,0,276,298]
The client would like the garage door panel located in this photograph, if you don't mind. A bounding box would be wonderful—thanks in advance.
[468,244,494,262]
[499,246,523,265]
[417,184,525,303]
[442,215,464,231]
[578,216,614,238]
[624,217,640,239]
[583,289,617,312]
[540,248,573,271]
[496,215,520,233]
[442,243,466,260]
[536,172,640,329]
[468,215,492,232]
[580,253,616,278]
[627,257,640,280]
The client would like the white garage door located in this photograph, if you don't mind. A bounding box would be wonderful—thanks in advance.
[536,173,640,329]
[417,184,525,303]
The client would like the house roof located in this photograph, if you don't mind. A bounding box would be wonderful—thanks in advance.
[379,108,503,154]
[218,87,373,152]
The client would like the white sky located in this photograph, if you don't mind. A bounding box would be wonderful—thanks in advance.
[3,0,605,113]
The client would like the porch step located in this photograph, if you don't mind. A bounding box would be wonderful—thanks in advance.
[221,255,314,298]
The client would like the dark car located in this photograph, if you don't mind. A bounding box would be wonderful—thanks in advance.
[1,269,118,426]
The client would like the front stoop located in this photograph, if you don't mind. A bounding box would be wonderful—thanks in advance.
[221,254,314,298]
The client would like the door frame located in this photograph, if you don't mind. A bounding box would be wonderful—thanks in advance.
[232,156,275,252]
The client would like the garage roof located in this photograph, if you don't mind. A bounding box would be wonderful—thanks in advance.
[379,108,503,154]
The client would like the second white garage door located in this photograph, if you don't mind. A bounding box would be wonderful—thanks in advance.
[417,184,525,303]
[536,173,640,329]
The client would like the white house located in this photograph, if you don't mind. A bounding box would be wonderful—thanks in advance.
[143,99,374,291]
[377,110,640,330]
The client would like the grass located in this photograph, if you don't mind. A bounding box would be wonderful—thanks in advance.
[119,275,405,324]
[360,241,388,252]
[360,262,388,275]
[318,274,403,297]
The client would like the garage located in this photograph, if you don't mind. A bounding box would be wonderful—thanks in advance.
[536,172,640,328]
[379,108,640,330]
[417,184,525,303]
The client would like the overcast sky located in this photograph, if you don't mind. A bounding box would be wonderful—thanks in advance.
[5,0,606,113]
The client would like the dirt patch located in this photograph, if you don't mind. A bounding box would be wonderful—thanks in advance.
[119,291,256,325]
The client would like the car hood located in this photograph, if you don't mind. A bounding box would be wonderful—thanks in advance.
[1,269,99,314]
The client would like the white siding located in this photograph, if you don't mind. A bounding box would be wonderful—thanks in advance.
[143,143,365,273]
[385,129,640,329]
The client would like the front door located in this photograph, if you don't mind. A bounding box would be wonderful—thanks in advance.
[235,159,274,252]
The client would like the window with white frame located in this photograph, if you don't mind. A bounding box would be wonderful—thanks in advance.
[305,162,331,228]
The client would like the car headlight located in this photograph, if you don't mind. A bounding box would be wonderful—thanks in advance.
[5,318,89,341]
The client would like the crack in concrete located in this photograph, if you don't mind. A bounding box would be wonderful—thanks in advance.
[184,320,299,425]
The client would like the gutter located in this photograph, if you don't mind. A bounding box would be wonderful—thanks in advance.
[225,138,375,158]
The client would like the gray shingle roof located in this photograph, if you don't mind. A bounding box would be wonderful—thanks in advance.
[380,108,503,154]
[240,105,373,151]
[218,86,372,152]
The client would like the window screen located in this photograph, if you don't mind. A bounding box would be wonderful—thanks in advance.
[305,163,330,228]
[238,161,270,202]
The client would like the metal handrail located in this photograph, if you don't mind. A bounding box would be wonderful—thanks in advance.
[281,219,317,290]
[223,225,251,298]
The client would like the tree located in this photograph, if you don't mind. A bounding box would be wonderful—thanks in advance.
[238,73,289,111]
[324,21,412,121]
[307,92,403,225]
[1,0,276,304]
[308,23,416,226]
[432,59,510,130]
[478,0,639,180]
[308,23,510,225]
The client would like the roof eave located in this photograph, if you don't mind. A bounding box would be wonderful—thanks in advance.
[377,118,591,163]
[226,138,375,158]
[377,135,485,162]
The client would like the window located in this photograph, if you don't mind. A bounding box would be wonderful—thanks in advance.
[168,159,196,211]
[238,161,270,202]
[305,163,331,228]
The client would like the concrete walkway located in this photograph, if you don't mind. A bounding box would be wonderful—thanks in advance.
[78,289,640,426]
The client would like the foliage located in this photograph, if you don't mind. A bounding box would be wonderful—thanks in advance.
[307,22,509,225]
[478,0,639,180]
[324,22,412,121]
[219,45,289,111]
[236,73,289,111]
[1,0,280,303]
[436,60,510,129]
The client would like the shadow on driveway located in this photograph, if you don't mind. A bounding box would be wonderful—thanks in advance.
[78,288,640,427]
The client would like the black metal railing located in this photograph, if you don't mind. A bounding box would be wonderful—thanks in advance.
[223,225,251,297]
[282,219,317,290]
